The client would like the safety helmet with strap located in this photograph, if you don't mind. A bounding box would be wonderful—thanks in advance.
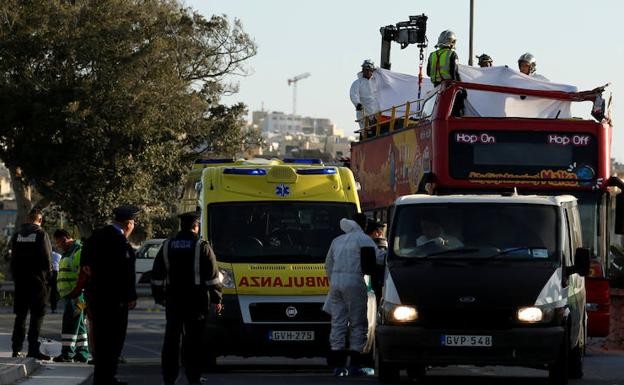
[518,52,536,74]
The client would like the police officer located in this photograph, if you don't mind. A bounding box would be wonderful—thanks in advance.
[9,207,52,360]
[81,205,139,385]
[151,212,222,385]
[427,30,461,86]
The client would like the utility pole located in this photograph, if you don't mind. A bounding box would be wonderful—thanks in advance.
[469,0,475,66]
[287,72,311,115]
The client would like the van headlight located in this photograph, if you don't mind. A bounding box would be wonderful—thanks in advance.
[393,306,418,322]
[218,268,235,289]
[517,307,543,323]
[383,302,418,323]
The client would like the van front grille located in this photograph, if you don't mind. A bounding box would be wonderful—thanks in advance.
[420,307,515,330]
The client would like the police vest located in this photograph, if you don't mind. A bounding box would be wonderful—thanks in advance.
[429,48,454,83]
[57,241,82,297]
[160,239,220,291]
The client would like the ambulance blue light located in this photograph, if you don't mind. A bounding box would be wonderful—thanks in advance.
[223,168,267,175]
[296,168,337,175]
[283,158,322,165]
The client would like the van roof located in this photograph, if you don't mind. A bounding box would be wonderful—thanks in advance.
[394,194,577,207]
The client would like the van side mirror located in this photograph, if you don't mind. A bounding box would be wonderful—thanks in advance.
[615,193,624,235]
[361,247,377,275]
[573,247,590,277]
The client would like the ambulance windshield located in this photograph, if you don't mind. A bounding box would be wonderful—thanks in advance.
[208,202,357,262]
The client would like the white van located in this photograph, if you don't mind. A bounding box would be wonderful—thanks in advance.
[135,238,165,284]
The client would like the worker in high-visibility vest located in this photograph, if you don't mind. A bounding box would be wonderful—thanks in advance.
[52,229,89,363]
[427,30,460,86]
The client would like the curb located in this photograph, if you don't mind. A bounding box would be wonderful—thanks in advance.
[0,358,40,385]
[79,372,93,385]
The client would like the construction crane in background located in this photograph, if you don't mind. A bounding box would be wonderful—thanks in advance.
[287,72,311,115]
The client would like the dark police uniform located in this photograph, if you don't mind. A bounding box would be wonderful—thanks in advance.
[10,222,52,357]
[81,205,138,385]
[151,212,222,385]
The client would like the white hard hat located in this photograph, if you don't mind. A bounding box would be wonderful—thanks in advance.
[518,52,536,74]
[436,30,457,48]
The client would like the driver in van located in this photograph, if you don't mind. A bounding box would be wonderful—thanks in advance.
[416,218,463,248]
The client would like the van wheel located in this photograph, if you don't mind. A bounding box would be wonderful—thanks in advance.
[203,353,218,372]
[548,331,569,385]
[568,322,585,379]
[568,344,583,379]
[375,345,400,384]
[406,364,426,380]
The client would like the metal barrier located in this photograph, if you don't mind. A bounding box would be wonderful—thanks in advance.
[0,282,153,298]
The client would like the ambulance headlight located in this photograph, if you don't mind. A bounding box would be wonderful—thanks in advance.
[517,307,543,323]
[218,268,235,289]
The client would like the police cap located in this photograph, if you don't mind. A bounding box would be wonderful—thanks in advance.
[112,205,140,221]
[178,211,200,223]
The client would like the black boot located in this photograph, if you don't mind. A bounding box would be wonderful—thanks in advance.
[327,350,348,376]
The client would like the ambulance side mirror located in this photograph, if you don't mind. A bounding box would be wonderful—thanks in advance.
[361,247,377,275]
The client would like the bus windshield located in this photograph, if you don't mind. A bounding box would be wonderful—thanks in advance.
[391,203,560,260]
[208,202,357,262]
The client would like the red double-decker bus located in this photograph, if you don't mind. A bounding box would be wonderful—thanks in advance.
[351,80,624,337]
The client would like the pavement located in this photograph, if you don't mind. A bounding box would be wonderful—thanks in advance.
[0,332,93,385]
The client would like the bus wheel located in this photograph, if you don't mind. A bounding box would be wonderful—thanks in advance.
[375,345,400,384]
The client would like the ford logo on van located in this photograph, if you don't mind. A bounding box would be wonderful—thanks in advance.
[459,296,476,303]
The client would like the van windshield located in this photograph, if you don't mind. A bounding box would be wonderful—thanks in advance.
[208,202,357,263]
[391,203,559,260]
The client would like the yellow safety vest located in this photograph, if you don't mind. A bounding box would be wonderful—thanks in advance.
[57,241,82,298]
[429,48,454,84]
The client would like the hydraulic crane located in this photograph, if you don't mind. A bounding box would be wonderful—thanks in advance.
[287,72,311,115]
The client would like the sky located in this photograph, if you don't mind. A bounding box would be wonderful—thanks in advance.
[188,0,624,161]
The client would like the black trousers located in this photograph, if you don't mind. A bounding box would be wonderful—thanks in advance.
[90,301,128,385]
[49,271,59,311]
[12,284,47,354]
[162,304,207,384]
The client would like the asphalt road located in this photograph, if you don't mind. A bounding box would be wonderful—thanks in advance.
[0,301,622,385]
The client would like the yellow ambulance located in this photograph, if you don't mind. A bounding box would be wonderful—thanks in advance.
[182,158,369,364]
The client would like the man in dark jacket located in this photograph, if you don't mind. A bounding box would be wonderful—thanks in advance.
[151,212,222,385]
[9,208,52,359]
[81,205,139,385]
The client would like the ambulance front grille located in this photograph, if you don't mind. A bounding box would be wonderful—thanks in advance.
[249,302,330,323]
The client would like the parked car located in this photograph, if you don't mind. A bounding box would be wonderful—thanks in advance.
[135,239,165,284]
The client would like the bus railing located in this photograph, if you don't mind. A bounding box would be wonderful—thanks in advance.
[355,98,427,140]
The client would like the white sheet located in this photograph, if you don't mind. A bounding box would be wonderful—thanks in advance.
[373,65,578,119]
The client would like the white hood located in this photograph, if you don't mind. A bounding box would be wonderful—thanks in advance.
[340,218,363,234]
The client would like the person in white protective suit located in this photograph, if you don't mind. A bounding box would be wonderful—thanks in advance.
[349,60,380,132]
[517,52,550,81]
[324,214,380,376]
